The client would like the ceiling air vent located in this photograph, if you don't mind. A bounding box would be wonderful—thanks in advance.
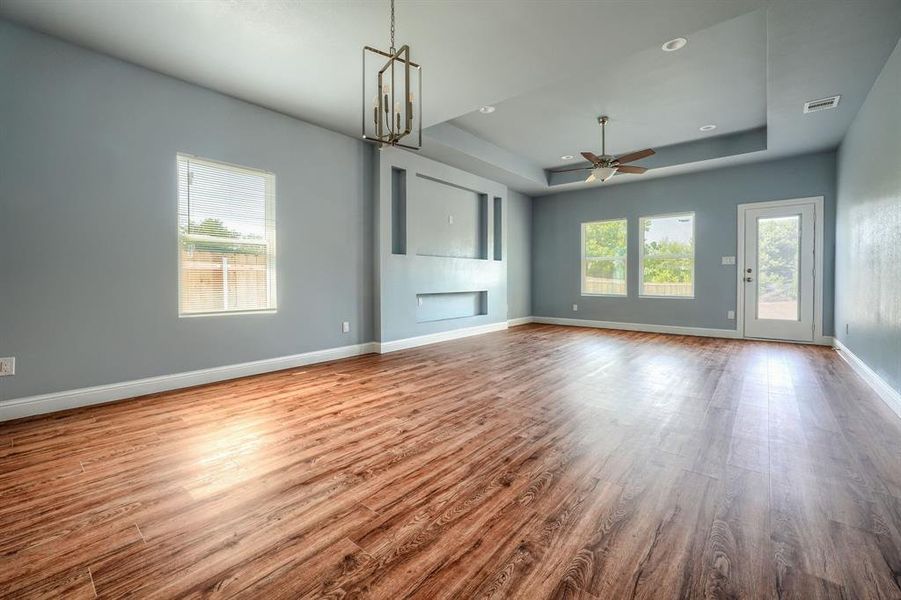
[803,95,841,113]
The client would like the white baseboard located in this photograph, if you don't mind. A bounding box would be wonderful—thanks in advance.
[2,319,848,423]
[0,342,377,423]
[507,316,535,327]
[531,316,834,346]
[1,321,511,422]
[375,321,508,354]
[531,316,741,340]
[834,338,901,419]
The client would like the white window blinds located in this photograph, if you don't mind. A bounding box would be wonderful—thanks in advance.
[177,154,276,316]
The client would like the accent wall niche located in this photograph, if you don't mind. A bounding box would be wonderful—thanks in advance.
[374,147,507,343]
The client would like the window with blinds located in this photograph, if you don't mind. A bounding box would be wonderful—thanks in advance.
[177,154,276,316]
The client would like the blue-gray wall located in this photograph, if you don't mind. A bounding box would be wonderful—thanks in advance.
[835,38,901,398]
[0,22,374,400]
[532,151,837,333]
[507,190,532,319]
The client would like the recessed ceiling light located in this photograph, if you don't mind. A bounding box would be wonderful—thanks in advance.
[661,37,688,52]
[479,105,496,114]
[560,155,574,160]
[699,124,717,132]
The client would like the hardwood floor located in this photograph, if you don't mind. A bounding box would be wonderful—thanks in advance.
[2,324,900,599]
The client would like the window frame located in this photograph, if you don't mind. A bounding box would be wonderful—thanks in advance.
[638,211,695,299]
[176,153,278,318]
[580,218,628,297]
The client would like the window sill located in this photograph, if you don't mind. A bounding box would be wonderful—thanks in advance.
[580,292,628,298]
[638,295,695,300]
[179,309,278,318]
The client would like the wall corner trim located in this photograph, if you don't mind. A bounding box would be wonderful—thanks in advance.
[507,316,535,327]
[531,316,741,340]
[0,342,378,422]
[375,321,508,353]
[833,338,901,420]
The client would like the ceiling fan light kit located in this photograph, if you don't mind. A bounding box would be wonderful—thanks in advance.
[589,167,617,183]
[362,0,422,150]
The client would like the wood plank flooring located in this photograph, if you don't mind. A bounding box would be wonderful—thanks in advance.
[1,324,900,599]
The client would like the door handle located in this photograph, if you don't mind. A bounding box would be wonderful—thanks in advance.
[744,276,753,282]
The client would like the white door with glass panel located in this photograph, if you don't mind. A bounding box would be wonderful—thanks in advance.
[742,202,815,342]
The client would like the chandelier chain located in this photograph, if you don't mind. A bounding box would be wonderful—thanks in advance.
[389,0,396,53]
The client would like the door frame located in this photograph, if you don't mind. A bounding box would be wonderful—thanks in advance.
[736,196,825,344]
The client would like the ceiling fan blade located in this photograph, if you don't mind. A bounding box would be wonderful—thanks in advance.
[615,148,655,164]
[581,151,601,164]
[615,164,648,174]
[551,165,593,173]
[585,173,597,183]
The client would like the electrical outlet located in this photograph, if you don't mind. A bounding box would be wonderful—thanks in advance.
[342,321,350,333]
[448,215,454,225]
[572,304,578,312]
[727,310,735,320]
[0,357,14,377]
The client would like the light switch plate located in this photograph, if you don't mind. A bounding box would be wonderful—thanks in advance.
[0,357,14,376]
[572,304,578,312]
[727,310,735,320]
[722,256,736,265]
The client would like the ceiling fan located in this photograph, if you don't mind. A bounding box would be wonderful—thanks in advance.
[553,116,655,183]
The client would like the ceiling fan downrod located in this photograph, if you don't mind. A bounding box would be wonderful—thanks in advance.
[598,116,608,159]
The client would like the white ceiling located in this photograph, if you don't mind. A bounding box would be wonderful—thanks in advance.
[452,9,767,168]
[0,0,762,134]
[2,0,900,195]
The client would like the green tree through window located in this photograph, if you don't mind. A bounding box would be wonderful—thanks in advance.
[582,219,627,295]
[757,216,800,311]
[640,214,694,297]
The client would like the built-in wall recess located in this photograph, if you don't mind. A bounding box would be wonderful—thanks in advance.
[412,172,491,260]
[391,167,407,255]
[416,291,488,322]
[478,194,489,260]
[493,196,502,261]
